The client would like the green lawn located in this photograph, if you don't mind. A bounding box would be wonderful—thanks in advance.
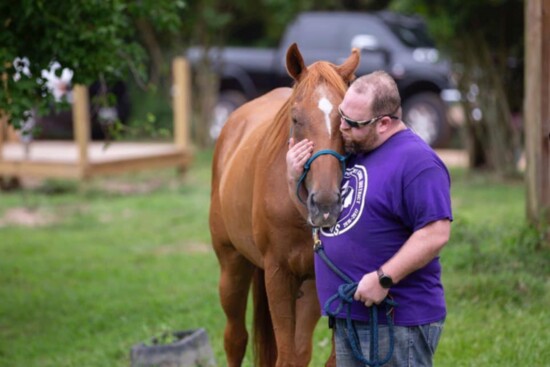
[1,149,549,366]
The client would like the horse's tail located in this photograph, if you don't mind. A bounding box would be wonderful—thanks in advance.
[252,267,277,367]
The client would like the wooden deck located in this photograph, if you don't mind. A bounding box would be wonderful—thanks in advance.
[0,141,192,179]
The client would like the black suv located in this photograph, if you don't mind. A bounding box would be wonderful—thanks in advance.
[187,11,460,146]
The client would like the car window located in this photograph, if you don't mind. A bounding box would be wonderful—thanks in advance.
[291,17,345,51]
[385,22,435,48]
[343,17,395,47]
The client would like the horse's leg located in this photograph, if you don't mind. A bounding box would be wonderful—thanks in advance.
[325,333,337,367]
[216,245,255,367]
[264,261,302,367]
[294,279,321,366]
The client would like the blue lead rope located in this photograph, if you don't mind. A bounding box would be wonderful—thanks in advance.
[313,229,398,367]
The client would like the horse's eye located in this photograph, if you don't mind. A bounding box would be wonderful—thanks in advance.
[292,117,298,125]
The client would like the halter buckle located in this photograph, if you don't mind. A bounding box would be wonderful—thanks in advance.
[312,227,322,251]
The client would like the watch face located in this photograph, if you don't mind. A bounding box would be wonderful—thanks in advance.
[380,275,393,288]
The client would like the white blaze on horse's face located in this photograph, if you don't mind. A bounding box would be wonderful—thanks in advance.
[317,94,334,138]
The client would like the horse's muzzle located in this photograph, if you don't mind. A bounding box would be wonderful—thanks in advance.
[307,191,341,228]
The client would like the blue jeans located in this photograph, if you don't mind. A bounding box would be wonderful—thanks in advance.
[333,317,445,367]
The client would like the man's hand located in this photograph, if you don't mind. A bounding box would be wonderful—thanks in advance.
[286,138,314,184]
[353,271,389,307]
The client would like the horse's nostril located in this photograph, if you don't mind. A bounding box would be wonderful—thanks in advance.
[309,191,342,207]
[310,191,342,217]
[308,193,316,206]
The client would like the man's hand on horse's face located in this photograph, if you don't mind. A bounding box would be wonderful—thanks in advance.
[286,138,314,183]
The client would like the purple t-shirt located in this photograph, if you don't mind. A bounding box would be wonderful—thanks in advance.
[315,129,453,326]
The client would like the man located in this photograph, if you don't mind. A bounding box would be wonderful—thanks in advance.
[286,70,452,366]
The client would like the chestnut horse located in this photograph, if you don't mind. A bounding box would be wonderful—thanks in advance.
[209,44,360,367]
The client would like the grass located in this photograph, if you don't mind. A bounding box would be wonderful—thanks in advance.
[437,170,550,366]
[1,150,549,366]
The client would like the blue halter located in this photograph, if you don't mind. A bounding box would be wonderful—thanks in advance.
[296,149,349,205]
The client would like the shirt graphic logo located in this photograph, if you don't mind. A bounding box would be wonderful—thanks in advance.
[321,164,367,237]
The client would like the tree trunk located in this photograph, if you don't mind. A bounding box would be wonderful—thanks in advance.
[524,0,550,248]
[193,64,219,147]
[188,2,226,148]
[135,18,164,87]
[453,35,520,176]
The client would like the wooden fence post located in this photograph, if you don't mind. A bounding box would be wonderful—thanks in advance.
[173,57,190,151]
[72,85,91,179]
[525,0,550,247]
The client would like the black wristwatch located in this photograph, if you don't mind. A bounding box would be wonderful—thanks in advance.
[377,268,394,289]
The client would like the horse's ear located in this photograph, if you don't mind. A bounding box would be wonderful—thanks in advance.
[286,43,307,81]
[336,48,361,84]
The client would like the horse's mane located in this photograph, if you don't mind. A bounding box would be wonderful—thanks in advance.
[262,62,349,165]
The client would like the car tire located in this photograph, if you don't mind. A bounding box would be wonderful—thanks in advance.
[402,92,449,148]
[210,90,248,140]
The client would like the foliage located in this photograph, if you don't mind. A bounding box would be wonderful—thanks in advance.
[0,0,186,128]
[146,327,180,346]
[216,0,392,47]
[388,1,524,100]
[389,0,524,175]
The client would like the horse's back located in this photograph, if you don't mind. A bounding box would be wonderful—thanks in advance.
[214,88,291,167]
[210,87,291,267]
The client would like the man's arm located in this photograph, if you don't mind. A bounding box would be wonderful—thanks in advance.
[353,219,451,307]
[286,137,314,219]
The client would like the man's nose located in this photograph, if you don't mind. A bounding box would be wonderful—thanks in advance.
[340,117,350,131]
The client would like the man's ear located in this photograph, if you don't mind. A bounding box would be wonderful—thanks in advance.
[378,115,395,132]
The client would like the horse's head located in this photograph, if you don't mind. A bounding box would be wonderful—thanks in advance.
[286,43,360,228]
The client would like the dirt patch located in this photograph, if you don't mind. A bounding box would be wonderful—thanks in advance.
[98,208,134,224]
[0,207,57,228]
[153,242,212,255]
[435,149,468,168]
[12,176,174,195]
[97,178,169,195]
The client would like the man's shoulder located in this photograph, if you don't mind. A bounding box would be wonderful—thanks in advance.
[385,131,450,184]
[399,131,444,162]
[350,129,446,172]
[376,130,434,161]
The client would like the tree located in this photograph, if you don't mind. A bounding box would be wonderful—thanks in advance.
[0,0,186,129]
[390,0,524,176]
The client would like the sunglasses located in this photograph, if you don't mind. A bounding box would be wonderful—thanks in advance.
[338,106,399,128]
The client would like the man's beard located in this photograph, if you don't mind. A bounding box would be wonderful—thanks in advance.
[343,133,377,154]
[343,139,363,154]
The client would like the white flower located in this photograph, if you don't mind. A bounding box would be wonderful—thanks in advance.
[41,61,74,102]
[13,56,31,82]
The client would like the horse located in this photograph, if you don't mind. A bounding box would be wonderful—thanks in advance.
[209,43,360,367]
